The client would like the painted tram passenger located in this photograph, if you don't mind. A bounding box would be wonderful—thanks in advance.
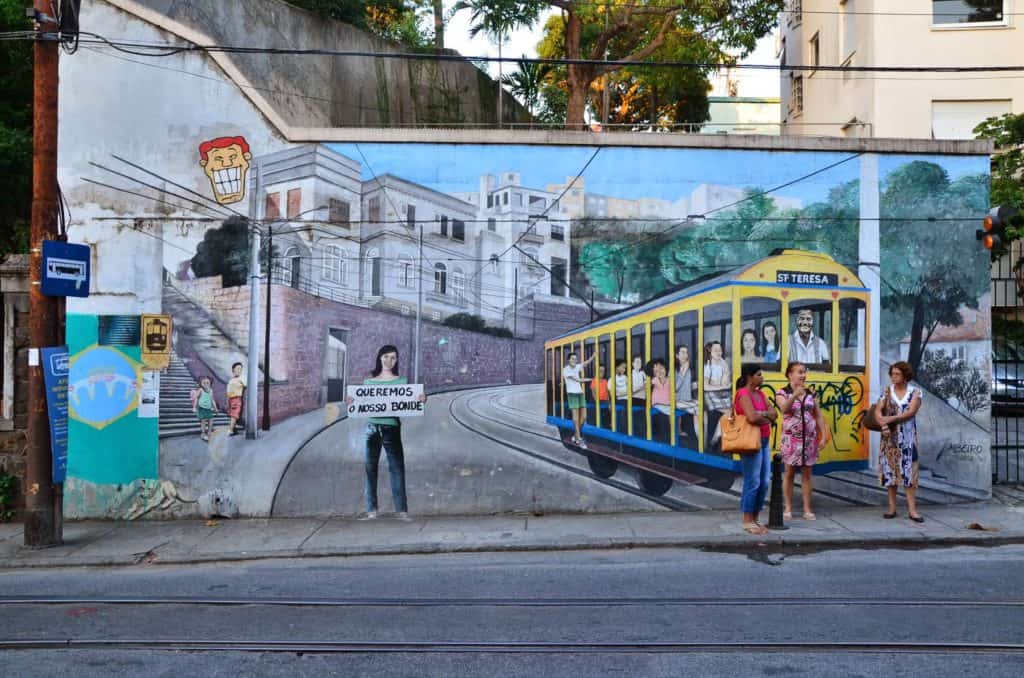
[544,250,871,495]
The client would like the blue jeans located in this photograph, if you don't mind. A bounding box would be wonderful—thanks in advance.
[740,439,771,515]
[365,423,408,513]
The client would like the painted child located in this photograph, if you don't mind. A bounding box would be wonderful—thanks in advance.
[194,376,218,442]
[226,361,246,436]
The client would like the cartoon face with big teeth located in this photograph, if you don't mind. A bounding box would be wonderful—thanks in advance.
[198,136,251,205]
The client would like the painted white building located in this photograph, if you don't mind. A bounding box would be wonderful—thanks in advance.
[780,0,1022,138]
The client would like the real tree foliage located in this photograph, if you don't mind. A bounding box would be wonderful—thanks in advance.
[974,113,1024,243]
[477,1,784,127]
[0,0,32,258]
[285,0,437,48]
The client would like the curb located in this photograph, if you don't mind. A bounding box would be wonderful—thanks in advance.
[4,532,1024,570]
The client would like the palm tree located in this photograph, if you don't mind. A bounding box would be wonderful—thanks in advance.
[501,55,551,116]
[453,0,541,124]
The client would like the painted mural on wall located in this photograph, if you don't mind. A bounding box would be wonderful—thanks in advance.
[63,141,993,519]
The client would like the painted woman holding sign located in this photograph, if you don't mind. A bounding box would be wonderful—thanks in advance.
[349,345,427,521]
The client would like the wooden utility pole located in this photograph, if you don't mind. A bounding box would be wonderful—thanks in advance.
[25,0,63,547]
[432,0,444,51]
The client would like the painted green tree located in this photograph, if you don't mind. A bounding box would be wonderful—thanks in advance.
[578,236,665,303]
[878,161,990,375]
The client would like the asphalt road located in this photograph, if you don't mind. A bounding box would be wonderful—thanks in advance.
[2,545,1023,676]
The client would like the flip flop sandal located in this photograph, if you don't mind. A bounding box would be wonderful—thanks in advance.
[742,523,767,535]
[783,511,793,520]
[803,512,817,521]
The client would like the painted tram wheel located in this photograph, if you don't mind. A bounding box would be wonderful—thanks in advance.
[586,453,618,479]
[636,470,673,497]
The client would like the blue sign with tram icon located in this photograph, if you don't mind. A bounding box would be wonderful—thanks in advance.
[41,240,90,297]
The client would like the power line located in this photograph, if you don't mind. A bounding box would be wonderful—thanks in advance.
[56,32,1024,74]
[545,2,1024,17]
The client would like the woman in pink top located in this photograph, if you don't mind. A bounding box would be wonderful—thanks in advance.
[649,358,673,443]
[734,362,777,535]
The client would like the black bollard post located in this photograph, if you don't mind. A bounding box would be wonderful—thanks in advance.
[767,453,788,530]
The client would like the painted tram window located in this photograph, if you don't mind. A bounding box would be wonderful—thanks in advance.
[789,300,833,372]
[584,337,597,426]
[839,298,867,372]
[613,330,627,433]
[702,302,732,454]
[597,335,612,431]
[630,323,647,439]
[673,311,699,450]
[651,317,671,444]
[741,297,782,371]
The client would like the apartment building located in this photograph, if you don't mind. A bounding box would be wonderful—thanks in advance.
[780,0,1022,138]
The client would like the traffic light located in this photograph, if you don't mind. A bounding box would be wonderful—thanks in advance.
[978,205,1020,251]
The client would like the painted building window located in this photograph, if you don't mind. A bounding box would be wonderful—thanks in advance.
[287,188,302,219]
[487,194,493,208]
[514,192,523,207]
[434,263,447,295]
[398,255,415,288]
[503,192,509,205]
[550,224,565,241]
[440,215,448,236]
[365,247,382,296]
[368,195,381,222]
[281,246,301,287]
[789,301,833,371]
[741,297,782,371]
[322,244,344,283]
[452,268,466,305]
[550,257,567,297]
[529,195,545,208]
[809,31,819,71]
[406,203,416,229]
[488,218,497,232]
[838,298,866,372]
[265,192,281,219]
[490,254,501,276]
[329,198,350,227]
[452,219,465,242]
[932,0,1003,25]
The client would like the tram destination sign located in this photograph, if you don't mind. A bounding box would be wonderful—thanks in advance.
[776,270,839,286]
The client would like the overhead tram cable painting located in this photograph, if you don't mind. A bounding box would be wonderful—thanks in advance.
[545,250,870,496]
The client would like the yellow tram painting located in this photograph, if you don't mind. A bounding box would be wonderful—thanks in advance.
[545,250,871,496]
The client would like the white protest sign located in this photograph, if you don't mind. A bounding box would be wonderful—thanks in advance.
[346,383,425,418]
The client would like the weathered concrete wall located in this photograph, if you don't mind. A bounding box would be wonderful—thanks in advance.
[0,292,29,517]
[104,0,528,127]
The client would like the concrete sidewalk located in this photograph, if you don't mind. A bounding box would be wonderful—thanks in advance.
[3,502,1024,569]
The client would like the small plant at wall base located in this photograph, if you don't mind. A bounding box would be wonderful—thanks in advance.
[0,470,17,522]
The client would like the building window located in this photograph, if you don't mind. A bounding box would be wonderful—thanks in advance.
[452,219,465,242]
[452,268,466,305]
[265,192,281,219]
[489,254,500,275]
[440,215,448,236]
[840,0,857,63]
[809,32,819,71]
[529,195,545,208]
[550,224,564,241]
[514,193,523,207]
[398,255,414,288]
[487,218,497,232]
[329,199,350,227]
[287,188,302,219]
[932,0,1004,25]
[367,195,381,222]
[789,75,803,116]
[932,99,1012,139]
[787,0,802,27]
[487,194,493,208]
[432,311,441,322]
[322,245,344,283]
[434,263,447,294]
[406,203,416,229]
[503,192,509,205]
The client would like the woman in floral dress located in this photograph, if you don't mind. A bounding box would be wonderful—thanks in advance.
[776,362,828,520]
[873,361,924,523]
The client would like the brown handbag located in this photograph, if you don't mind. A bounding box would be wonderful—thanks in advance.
[721,403,762,455]
[862,387,890,432]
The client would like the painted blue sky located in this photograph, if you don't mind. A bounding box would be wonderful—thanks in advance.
[329,143,989,209]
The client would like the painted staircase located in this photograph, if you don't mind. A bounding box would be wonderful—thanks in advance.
[158,351,231,439]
